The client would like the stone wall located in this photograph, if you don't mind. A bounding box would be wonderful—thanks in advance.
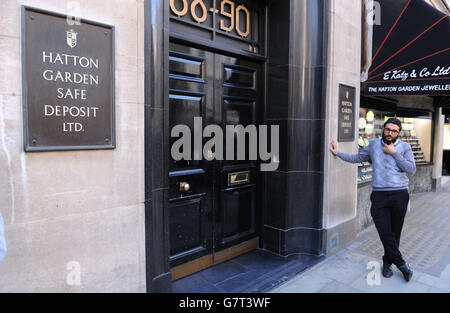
[0,0,145,292]
[408,164,433,193]
[356,182,372,234]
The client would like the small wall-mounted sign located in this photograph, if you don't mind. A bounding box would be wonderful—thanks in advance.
[22,6,115,151]
[330,234,339,251]
[338,84,356,142]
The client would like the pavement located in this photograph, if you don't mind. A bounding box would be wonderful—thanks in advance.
[272,177,450,293]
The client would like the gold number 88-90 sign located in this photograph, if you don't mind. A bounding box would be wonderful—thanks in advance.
[170,0,251,38]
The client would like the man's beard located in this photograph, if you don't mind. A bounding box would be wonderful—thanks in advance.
[382,132,399,145]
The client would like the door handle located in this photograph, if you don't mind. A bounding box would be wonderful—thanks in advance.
[178,182,191,192]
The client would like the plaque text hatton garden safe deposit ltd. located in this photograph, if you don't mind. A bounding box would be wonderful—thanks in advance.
[23,7,114,151]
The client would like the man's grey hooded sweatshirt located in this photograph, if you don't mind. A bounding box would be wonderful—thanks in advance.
[337,138,416,191]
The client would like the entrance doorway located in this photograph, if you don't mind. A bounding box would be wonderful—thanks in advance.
[168,42,262,280]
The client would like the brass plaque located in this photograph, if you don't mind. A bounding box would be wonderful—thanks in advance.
[228,171,250,186]
[22,7,115,151]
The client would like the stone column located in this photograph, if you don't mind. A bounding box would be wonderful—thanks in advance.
[263,0,329,256]
[432,106,445,191]
[321,0,362,255]
[144,0,172,293]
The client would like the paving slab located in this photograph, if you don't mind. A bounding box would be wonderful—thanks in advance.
[318,280,364,293]
[270,271,334,293]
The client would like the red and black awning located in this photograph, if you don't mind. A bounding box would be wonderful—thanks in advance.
[363,0,450,97]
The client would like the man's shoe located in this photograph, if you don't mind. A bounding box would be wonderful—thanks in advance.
[382,263,393,278]
[398,263,413,282]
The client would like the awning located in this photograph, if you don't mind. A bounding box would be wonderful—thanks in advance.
[362,0,450,97]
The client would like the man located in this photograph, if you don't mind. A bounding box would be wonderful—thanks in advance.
[0,212,6,262]
[330,118,416,282]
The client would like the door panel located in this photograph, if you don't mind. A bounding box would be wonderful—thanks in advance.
[169,197,206,257]
[221,186,255,241]
[169,42,261,271]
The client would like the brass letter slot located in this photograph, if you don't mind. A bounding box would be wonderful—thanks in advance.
[228,171,250,187]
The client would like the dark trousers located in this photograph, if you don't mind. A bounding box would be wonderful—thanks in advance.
[370,189,410,267]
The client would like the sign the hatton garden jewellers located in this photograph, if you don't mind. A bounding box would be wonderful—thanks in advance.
[22,7,115,151]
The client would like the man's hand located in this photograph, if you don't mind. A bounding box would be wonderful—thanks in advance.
[330,140,338,156]
[384,143,396,155]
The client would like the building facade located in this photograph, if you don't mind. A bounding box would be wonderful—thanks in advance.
[0,0,448,292]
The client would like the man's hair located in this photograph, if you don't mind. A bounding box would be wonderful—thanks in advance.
[384,118,402,131]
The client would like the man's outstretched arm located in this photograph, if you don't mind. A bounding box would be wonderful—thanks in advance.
[330,139,371,164]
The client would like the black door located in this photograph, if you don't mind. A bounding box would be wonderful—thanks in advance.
[168,42,261,273]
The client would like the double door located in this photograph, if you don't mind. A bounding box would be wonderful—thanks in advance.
[168,42,262,278]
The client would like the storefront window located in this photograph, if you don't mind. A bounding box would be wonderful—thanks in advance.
[444,123,450,150]
[444,124,450,175]
[357,108,433,184]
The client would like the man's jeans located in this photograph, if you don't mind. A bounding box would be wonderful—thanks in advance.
[370,189,410,267]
